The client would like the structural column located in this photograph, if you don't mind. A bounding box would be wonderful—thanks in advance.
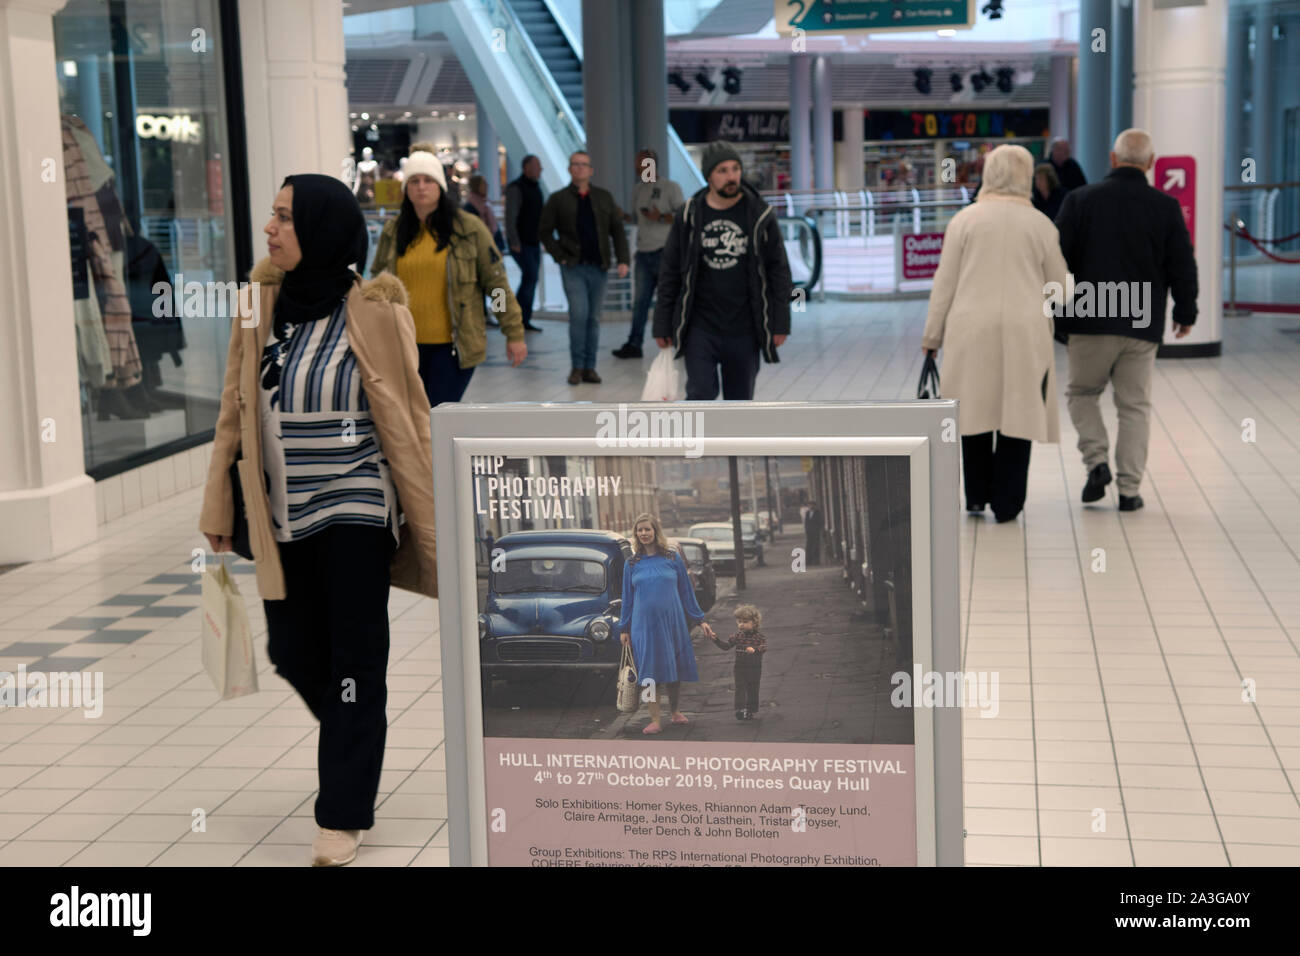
[836,105,865,191]
[1224,8,1246,184]
[632,0,667,186]
[789,53,811,192]
[812,54,833,190]
[1249,2,1273,183]
[0,0,98,562]
[581,0,634,208]
[476,95,499,199]
[238,0,351,258]
[1049,54,1072,145]
[1110,0,1133,137]
[1133,0,1226,354]
[1076,0,1112,182]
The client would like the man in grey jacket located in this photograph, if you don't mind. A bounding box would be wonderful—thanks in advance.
[538,150,630,385]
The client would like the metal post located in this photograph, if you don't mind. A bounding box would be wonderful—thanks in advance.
[1225,218,1252,316]
[728,457,746,591]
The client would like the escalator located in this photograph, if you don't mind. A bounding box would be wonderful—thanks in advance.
[509,0,583,128]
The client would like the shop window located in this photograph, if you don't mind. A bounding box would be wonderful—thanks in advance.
[54,0,241,478]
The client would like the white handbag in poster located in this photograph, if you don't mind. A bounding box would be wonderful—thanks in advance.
[615,643,639,713]
[640,349,683,402]
[201,558,259,700]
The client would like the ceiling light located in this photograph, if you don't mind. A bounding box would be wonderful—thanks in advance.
[937,29,956,37]
[360,112,369,120]
[457,112,466,121]
[62,60,78,77]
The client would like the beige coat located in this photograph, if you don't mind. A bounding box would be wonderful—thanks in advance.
[198,259,437,601]
[921,195,1068,444]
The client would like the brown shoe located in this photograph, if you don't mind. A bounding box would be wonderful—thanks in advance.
[582,368,602,384]
[567,368,582,385]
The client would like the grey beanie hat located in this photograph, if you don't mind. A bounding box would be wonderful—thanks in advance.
[701,141,742,179]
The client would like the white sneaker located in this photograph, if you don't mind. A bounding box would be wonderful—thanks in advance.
[312,827,362,867]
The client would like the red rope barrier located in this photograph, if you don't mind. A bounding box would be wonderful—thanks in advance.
[1223,222,1300,245]
[1229,223,1300,264]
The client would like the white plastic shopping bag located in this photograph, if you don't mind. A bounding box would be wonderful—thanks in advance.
[201,557,259,700]
[640,348,683,402]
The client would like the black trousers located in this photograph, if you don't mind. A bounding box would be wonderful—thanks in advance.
[683,327,761,400]
[417,343,475,407]
[961,431,1033,522]
[263,523,396,830]
[734,659,762,712]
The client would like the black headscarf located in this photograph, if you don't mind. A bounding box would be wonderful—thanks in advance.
[273,174,368,330]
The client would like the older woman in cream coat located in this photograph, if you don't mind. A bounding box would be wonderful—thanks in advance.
[921,144,1068,522]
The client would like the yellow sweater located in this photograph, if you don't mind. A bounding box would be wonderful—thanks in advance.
[395,230,452,344]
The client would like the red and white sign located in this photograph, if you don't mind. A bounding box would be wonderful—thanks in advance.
[1154,155,1195,247]
[900,232,944,280]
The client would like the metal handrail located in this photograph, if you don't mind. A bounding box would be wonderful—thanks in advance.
[1224,180,1300,192]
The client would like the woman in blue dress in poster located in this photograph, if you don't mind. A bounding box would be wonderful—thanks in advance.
[619,513,716,735]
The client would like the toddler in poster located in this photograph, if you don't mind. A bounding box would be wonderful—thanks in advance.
[711,604,767,720]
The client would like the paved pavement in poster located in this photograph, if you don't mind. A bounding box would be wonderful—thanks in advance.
[482,529,912,745]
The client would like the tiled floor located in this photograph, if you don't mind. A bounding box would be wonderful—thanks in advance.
[2,299,1299,866]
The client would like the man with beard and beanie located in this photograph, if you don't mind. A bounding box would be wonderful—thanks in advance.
[652,142,792,400]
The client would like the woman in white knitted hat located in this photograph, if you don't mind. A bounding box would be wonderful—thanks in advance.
[370,147,527,405]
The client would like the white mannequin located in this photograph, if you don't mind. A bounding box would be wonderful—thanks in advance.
[394,156,408,183]
[353,146,379,196]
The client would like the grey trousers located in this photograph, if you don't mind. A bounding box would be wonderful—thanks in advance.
[1065,334,1158,496]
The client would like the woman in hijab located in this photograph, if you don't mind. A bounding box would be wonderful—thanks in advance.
[920,145,1068,523]
[199,174,437,866]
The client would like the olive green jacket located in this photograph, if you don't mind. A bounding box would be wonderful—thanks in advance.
[370,210,524,368]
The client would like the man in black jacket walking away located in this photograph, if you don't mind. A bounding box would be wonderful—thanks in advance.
[652,142,792,400]
[504,154,545,332]
[1054,128,1198,512]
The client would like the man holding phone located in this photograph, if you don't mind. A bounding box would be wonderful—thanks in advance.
[613,148,684,360]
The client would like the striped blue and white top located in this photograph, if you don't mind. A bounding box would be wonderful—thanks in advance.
[259,299,397,544]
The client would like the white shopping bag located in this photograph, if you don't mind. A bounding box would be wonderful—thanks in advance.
[640,348,683,402]
[201,558,259,700]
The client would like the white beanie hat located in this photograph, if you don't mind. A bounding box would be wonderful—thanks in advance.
[404,150,447,192]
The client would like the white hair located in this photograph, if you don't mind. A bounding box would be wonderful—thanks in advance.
[978,144,1034,199]
[1113,128,1154,166]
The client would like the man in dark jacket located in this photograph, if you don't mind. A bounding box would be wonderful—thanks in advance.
[504,154,545,332]
[538,150,630,385]
[1049,138,1088,192]
[652,142,792,401]
[1054,128,1198,513]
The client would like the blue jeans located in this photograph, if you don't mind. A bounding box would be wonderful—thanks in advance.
[511,244,541,324]
[561,263,609,370]
[628,249,662,346]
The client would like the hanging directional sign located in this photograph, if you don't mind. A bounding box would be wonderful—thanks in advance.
[1154,155,1196,248]
[776,0,975,34]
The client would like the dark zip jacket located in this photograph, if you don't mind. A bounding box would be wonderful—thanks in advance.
[1054,166,1198,342]
[652,181,792,363]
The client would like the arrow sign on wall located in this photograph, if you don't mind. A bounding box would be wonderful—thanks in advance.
[1154,156,1196,249]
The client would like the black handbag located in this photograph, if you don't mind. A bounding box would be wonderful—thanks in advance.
[228,455,254,561]
[916,353,940,399]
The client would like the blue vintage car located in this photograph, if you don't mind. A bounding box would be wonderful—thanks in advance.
[478,530,631,678]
